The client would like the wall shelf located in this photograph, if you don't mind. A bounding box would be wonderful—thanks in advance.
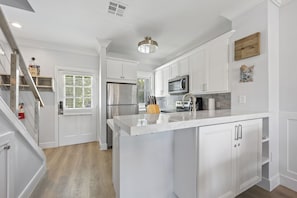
[262,156,269,166]
[0,74,54,92]
[262,137,269,143]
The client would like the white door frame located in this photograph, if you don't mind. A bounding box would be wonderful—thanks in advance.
[54,66,98,147]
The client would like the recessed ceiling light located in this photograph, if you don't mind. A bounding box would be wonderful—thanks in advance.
[11,22,22,29]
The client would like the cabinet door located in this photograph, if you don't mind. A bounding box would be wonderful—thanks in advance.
[155,70,163,97]
[189,49,207,94]
[236,119,262,194]
[163,67,170,96]
[0,133,14,198]
[122,62,137,81]
[207,36,229,92]
[170,62,179,79]
[178,57,189,76]
[107,59,123,79]
[198,123,236,198]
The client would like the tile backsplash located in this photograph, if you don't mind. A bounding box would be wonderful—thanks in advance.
[157,92,231,110]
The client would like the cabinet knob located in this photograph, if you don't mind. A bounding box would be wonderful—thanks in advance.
[238,143,240,147]
[234,144,237,148]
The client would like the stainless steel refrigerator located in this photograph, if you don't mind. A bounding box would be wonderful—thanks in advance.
[106,82,138,148]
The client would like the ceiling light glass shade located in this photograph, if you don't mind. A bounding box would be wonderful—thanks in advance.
[138,37,158,54]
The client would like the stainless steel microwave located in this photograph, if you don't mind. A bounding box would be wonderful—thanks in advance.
[168,75,189,95]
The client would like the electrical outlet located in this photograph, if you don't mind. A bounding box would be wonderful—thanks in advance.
[239,96,246,104]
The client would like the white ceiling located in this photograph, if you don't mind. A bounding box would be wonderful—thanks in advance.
[1,0,264,67]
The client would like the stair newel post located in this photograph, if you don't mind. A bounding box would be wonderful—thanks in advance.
[10,51,19,115]
[34,100,40,145]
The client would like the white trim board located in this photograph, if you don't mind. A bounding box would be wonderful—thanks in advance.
[19,162,46,198]
[280,174,297,192]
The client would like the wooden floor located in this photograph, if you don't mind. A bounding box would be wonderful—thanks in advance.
[30,142,115,198]
[31,142,297,198]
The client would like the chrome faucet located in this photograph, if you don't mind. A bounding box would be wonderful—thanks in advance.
[182,93,196,112]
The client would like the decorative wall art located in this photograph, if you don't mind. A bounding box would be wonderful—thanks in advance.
[235,32,260,61]
[240,65,254,82]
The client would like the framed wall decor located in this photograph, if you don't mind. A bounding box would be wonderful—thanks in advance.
[234,32,260,61]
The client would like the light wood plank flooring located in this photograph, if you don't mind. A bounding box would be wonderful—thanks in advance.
[30,142,115,198]
[31,142,297,198]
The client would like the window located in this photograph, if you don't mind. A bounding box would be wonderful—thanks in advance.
[64,75,93,109]
[137,78,151,109]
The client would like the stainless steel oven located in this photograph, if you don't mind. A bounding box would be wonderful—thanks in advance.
[168,75,189,95]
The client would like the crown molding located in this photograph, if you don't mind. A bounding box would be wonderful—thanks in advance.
[271,0,293,7]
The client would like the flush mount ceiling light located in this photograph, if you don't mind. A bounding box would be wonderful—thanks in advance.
[138,37,158,54]
[11,22,22,29]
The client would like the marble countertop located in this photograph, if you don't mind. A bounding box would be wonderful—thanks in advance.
[112,109,269,136]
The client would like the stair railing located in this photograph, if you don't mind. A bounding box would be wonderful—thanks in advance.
[0,7,44,145]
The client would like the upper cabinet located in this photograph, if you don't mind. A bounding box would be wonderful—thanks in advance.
[188,48,208,93]
[107,58,138,83]
[206,33,229,93]
[170,58,189,79]
[155,67,170,97]
[155,31,233,96]
[189,32,230,94]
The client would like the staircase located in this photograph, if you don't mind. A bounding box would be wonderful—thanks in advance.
[0,7,46,198]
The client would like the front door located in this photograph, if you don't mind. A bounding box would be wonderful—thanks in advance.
[57,69,97,146]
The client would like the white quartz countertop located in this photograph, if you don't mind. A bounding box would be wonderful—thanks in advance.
[112,109,269,136]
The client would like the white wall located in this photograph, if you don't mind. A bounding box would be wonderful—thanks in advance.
[230,1,281,191]
[279,0,297,191]
[17,45,99,147]
[230,2,268,112]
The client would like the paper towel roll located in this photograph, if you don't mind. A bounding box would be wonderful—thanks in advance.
[208,98,215,110]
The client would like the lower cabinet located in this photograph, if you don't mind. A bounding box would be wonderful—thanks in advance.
[174,119,262,198]
[0,132,14,198]
[198,119,262,198]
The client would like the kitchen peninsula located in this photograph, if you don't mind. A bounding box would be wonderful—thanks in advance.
[109,110,269,198]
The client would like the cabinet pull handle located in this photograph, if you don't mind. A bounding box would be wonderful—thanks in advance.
[235,125,238,140]
[4,145,11,150]
[238,124,243,139]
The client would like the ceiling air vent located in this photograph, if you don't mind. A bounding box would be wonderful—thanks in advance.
[108,1,127,17]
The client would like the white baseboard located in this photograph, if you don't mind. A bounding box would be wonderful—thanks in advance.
[19,161,46,198]
[257,175,280,191]
[280,174,297,192]
[39,141,57,148]
[100,142,108,150]
[98,137,108,150]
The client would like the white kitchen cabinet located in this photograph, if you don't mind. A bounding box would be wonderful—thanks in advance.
[189,32,231,94]
[107,58,137,83]
[188,48,208,93]
[170,62,179,79]
[154,69,163,97]
[122,62,137,81]
[155,67,170,97]
[178,58,189,76]
[0,133,14,198]
[207,34,229,92]
[169,58,189,79]
[163,67,170,96]
[198,119,262,197]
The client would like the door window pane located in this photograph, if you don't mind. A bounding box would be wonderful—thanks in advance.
[64,74,93,109]
[65,75,73,85]
[66,87,73,97]
[75,87,83,97]
[75,76,83,86]
[84,76,91,86]
[66,98,74,108]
